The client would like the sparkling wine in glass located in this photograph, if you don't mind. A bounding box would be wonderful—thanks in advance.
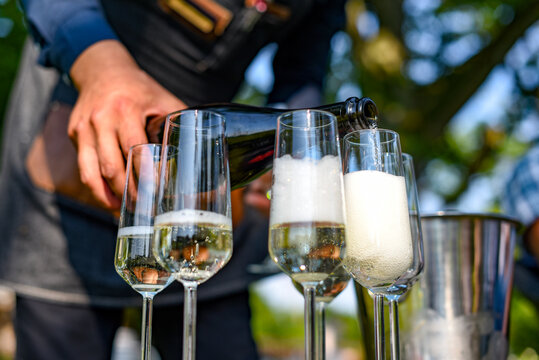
[342,129,415,360]
[153,110,232,360]
[384,153,424,360]
[268,109,346,360]
[114,143,174,360]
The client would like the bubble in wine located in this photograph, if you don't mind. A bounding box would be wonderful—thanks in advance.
[343,170,412,286]
[270,154,345,226]
[154,209,232,227]
[117,225,154,237]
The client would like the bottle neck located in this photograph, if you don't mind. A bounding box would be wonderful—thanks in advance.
[317,97,379,135]
[352,97,379,129]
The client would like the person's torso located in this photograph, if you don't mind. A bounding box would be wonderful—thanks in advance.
[102,0,315,105]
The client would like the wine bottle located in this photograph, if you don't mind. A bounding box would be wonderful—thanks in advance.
[146,97,378,189]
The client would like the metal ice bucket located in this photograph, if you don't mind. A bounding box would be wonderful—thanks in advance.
[356,212,520,359]
[400,212,520,360]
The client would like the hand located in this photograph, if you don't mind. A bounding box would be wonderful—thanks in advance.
[69,40,186,210]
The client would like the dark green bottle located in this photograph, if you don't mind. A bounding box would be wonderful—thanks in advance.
[147,97,378,189]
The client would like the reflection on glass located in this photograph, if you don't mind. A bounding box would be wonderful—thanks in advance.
[153,110,232,360]
[114,144,174,360]
[269,109,346,360]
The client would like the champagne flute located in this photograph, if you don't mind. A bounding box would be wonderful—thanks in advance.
[114,143,174,360]
[153,110,232,360]
[385,153,424,360]
[268,109,346,360]
[342,129,414,360]
[292,264,351,359]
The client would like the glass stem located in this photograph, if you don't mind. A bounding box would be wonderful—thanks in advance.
[374,294,385,360]
[389,299,400,360]
[304,285,317,360]
[316,301,326,360]
[183,283,198,360]
[141,294,155,360]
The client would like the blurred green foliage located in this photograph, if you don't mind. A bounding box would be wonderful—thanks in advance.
[509,289,539,356]
[0,0,25,128]
[249,289,305,357]
[249,287,367,359]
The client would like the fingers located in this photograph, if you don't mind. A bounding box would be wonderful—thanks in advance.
[117,106,148,155]
[73,112,122,209]
[70,101,146,210]
[94,119,128,201]
[95,103,149,204]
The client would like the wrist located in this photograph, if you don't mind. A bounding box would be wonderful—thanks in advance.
[70,40,139,90]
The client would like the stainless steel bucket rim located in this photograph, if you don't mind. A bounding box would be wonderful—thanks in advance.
[421,211,522,228]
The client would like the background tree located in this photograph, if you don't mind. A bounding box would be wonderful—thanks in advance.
[326,0,539,208]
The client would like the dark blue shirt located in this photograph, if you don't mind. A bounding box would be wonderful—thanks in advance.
[20,0,117,74]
